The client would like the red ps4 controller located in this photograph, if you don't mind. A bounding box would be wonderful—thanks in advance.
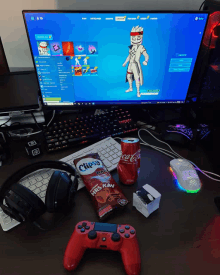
[63,221,141,275]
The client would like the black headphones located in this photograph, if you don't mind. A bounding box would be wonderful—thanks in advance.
[0,161,78,229]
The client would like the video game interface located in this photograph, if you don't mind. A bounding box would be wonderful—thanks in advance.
[24,12,208,106]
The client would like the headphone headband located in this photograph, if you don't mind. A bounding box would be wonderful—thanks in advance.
[0,160,77,205]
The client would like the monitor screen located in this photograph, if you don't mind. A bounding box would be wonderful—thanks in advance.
[23,11,208,107]
[0,73,39,113]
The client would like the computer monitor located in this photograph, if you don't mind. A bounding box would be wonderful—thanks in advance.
[0,37,10,76]
[23,11,209,108]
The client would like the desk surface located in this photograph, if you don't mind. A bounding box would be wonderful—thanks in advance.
[0,132,220,275]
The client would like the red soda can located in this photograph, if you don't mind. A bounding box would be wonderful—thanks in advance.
[117,137,141,185]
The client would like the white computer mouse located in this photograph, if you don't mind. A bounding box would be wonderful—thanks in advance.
[170,159,201,193]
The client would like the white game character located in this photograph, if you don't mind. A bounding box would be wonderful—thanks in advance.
[75,57,80,66]
[123,26,149,97]
[38,41,50,56]
[83,58,88,65]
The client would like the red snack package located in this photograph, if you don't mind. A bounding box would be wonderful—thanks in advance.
[74,153,129,219]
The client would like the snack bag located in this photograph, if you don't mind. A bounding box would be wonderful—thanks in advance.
[74,153,129,219]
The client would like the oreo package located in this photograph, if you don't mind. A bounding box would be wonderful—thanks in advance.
[74,153,129,219]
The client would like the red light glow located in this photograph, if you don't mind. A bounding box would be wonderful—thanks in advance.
[203,11,220,49]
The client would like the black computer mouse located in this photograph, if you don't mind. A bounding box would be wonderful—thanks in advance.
[162,132,190,146]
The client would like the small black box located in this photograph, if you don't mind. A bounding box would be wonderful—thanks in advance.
[25,140,42,158]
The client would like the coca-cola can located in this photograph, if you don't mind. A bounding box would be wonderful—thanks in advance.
[117,137,141,185]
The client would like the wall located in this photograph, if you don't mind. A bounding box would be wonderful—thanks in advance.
[56,0,204,11]
[0,0,56,70]
[0,0,205,70]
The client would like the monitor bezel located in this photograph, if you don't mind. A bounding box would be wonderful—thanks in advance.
[22,10,209,110]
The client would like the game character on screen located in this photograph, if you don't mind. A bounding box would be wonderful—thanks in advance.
[75,57,81,66]
[83,57,88,65]
[38,41,50,56]
[123,26,149,97]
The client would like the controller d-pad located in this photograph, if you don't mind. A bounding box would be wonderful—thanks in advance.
[82,222,87,227]
[78,225,83,229]
[81,228,85,233]
[111,233,120,242]
[85,226,90,230]
[88,230,97,240]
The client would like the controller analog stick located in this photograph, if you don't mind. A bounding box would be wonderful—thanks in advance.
[88,230,97,240]
[111,233,121,242]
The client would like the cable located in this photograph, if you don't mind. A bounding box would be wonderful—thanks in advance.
[138,129,183,160]
[140,142,177,159]
[6,110,55,138]
[199,0,205,10]
[31,112,41,130]
[138,128,220,182]
[201,170,220,178]
[47,110,55,127]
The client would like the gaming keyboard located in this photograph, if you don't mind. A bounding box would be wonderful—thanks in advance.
[43,109,137,152]
[0,137,122,231]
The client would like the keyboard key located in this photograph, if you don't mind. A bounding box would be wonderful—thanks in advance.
[21,179,28,186]
[29,179,36,185]
[3,217,12,224]
[41,190,46,197]
[40,185,47,191]
[29,185,36,191]
[111,158,120,165]
[1,213,7,219]
[106,148,111,152]
[113,149,118,153]
[39,192,44,199]
[23,182,30,188]
[117,151,122,157]
[42,173,50,179]
[103,159,112,168]
[48,138,58,143]
[109,151,114,156]
[35,176,43,182]
[42,179,49,185]
[36,182,42,188]
[104,153,110,158]
[112,154,118,159]
[34,188,41,195]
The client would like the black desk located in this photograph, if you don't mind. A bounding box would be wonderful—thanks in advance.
[0,132,220,275]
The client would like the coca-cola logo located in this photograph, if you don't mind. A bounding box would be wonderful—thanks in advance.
[121,149,140,163]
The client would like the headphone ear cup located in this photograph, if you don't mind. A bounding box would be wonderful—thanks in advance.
[45,171,72,213]
[5,183,46,222]
[1,204,24,223]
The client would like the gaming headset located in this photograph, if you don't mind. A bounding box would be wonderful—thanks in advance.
[0,160,78,230]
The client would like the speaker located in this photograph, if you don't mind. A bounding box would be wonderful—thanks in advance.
[198,1,220,103]
[0,37,10,76]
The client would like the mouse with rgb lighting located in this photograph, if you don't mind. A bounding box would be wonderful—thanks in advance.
[170,159,201,193]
